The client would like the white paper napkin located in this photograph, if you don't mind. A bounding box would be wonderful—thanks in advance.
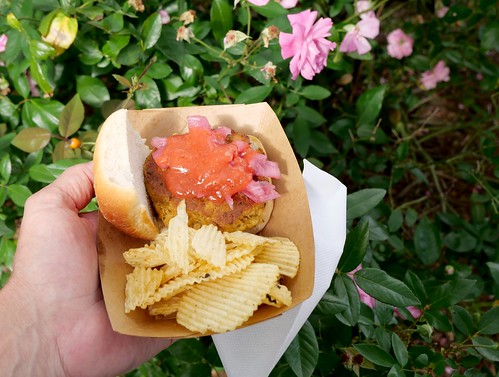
[212,160,347,377]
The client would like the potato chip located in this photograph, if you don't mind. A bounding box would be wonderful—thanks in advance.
[125,267,163,313]
[145,254,255,306]
[121,197,303,334]
[191,224,226,267]
[254,237,300,278]
[148,294,184,317]
[223,231,278,248]
[263,283,292,308]
[123,245,168,268]
[167,200,190,274]
[176,263,280,334]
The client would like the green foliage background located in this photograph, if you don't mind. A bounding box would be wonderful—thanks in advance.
[0,0,498,376]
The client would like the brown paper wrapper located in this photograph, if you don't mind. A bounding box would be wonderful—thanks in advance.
[97,102,314,337]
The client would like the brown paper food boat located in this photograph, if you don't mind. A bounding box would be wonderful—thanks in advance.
[97,102,314,338]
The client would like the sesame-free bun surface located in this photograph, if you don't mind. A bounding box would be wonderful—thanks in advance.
[93,109,159,240]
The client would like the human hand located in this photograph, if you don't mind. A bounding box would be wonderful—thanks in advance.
[0,162,173,377]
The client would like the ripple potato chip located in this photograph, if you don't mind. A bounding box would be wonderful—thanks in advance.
[176,263,280,334]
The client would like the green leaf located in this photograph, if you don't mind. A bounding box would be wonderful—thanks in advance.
[7,184,32,207]
[388,209,403,232]
[354,268,420,307]
[486,262,499,287]
[477,306,499,335]
[291,117,310,157]
[0,154,12,183]
[101,12,124,33]
[354,344,396,368]
[180,55,204,85]
[141,12,162,50]
[113,74,132,88]
[29,39,55,60]
[366,216,389,241]
[116,44,142,66]
[284,320,319,377]
[356,85,386,127]
[30,58,53,95]
[347,188,386,221]
[480,20,499,51]
[414,215,442,265]
[443,231,478,253]
[134,76,162,109]
[334,274,361,326]
[234,85,273,104]
[428,279,476,309]
[315,291,349,315]
[76,75,110,108]
[11,128,51,153]
[452,305,475,337]
[210,0,233,46]
[59,94,84,138]
[0,219,14,238]
[102,34,131,59]
[300,86,331,100]
[21,99,64,132]
[424,309,453,332]
[74,37,103,65]
[0,96,20,126]
[29,159,88,184]
[404,270,427,306]
[388,364,406,377]
[338,220,369,273]
[391,332,409,367]
[146,62,173,79]
[471,336,499,362]
[250,1,288,18]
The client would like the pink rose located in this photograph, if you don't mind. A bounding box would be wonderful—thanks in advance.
[279,9,336,80]
[386,28,414,59]
[0,34,8,53]
[248,0,269,5]
[356,0,376,19]
[339,17,380,55]
[277,0,298,8]
[420,60,450,90]
[159,10,170,25]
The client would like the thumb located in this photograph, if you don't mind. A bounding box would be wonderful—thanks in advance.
[26,161,95,214]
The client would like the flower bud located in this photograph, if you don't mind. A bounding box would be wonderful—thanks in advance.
[179,10,196,25]
[176,26,194,43]
[223,30,248,50]
[260,61,277,80]
[261,25,279,48]
[128,0,145,12]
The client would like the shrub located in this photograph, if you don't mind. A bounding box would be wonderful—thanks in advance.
[0,1,497,376]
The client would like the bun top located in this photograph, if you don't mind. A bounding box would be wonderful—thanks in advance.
[93,109,159,240]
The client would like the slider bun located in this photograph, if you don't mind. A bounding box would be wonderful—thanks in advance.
[93,109,159,240]
[93,109,275,239]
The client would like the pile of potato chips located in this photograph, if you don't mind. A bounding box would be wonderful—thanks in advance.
[123,200,300,334]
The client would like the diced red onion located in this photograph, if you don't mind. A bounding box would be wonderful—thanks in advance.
[248,153,281,179]
[187,115,211,130]
[151,136,167,149]
[242,180,280,203]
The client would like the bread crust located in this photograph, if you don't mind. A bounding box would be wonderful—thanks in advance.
[93,109,159,240]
